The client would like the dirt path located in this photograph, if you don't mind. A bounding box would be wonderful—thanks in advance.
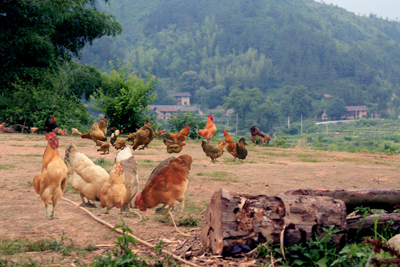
[1,133,399,265]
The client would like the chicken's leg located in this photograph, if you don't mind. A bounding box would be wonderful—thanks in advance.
[79,193,100,208]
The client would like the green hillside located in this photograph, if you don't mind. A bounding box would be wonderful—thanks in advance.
[79,0,400,124]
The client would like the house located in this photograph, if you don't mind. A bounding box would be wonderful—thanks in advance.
[149,105,203,120]
[321,110,328,120]
[167,92,191,105]
[343,106,369,119]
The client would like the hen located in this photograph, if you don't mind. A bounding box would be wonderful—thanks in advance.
[99,161,127,213]
[235,137,248,162]
[156,129,166,136]
[80,123,107,144]
[98,116,108,136]
[30,127,38,134]
[164,139,186,153]
[202,140,225,163]
[127,120,154,150]
[0,122,16,133]
[115,147,139,211]
[134,155,192,215]
[250,126,270,144]
[113,137,127,150]
[96,140,110,155]
[110,129,120,147]
[72,128,82,135]
[162,126,190,145]
[33,133,68,220]
[198,115,217,144]
[45,115,57,133]
[64,144,109,207]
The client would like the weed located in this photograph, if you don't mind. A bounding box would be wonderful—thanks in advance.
[66,185,80,194]
[178,216,199,227]
[154,215,170,223]
[0,164,15,170]
[12,154,42,157]
[94,158,114,170]
[298,157,323,162]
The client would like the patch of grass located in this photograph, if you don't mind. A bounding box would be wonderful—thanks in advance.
[12,154,42,157]
[0,232,97,256]
[7,138,26,141]
[197,171,236,182]
[262,151,291,157]
[154,214,170,223]
[178,216,199,227]
[184,199,207,214]
[9,144,25,147]
[66,185,80,194]
[374,161,393,166]
[32,144,46,148]
[0,164,15,170]
[298,156,324,162]
[94,158,114,170]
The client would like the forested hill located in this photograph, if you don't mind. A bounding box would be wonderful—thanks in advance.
[80,0,400,118]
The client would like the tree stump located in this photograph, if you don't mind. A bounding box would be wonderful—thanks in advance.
[201,189,347,255]
[284,189,400,213]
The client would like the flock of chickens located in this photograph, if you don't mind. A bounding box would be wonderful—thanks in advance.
[28,113,272,220]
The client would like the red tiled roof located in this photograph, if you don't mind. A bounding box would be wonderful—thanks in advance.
[346,105,369,111]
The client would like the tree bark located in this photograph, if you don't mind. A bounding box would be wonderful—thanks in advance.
[201,189,348,255]
[347,213,400,239]
[284,189,400,213]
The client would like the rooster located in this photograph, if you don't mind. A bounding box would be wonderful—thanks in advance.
[64,144,109,208]
[162,126,190,145]
[250,126,270,144]
[201,140,225,163]
[127,120,154,150]
[198,114,217,144]
[135,155,192,215]
[224,130,236,161]
[44,115,57,133]
[99,161,127,214]
[33,132,68,220]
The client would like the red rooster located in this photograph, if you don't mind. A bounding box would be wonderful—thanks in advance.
[198,115,216,144]
[45,115,57,133]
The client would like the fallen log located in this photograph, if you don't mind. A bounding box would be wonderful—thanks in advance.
[347,213,400,239]
[284,189,400,213]
[201,189,348,255]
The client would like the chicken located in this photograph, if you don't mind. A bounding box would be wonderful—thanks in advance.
[162,126,190,145]
[62,129,68,135]
[110,129,120,147]
[30,127,38,134]
[96,140,110,155]
[115,147,139,211]
[0,122,16,133]
[164,139,186,153]
[198,114,217,144]
[127,120,154,150]
[72,128,82,135]
[134,155,192,215]
[236,137,248,162]
[156,130,166,136]
[113,138,127,150]
[33,133,68,220]
[98,116,108,136]
[250,126,270,144]
[52,128,63,135]
[224,130,237,160]
[80,123,107,144]
[99,161,127,214]
[64,144,109,208]
[201,140,225,163]
[44,115,57,133]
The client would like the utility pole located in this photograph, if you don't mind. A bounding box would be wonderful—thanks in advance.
[301,115,303,134]
[236,112,238,136]
[288,117,290,128]
[326,123,328,135]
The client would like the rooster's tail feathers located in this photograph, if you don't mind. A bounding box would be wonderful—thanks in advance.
[64,144,79,167]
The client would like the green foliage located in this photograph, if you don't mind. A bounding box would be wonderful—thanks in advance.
[326,98,347,120]
[92,60,158,132]
[272,136,287,148]
[178,216,199,227]
[0,0,122,91]
[167,111,206,139]
[92,219,148,266]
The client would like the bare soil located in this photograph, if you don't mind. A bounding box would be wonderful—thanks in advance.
[1,133,399,266]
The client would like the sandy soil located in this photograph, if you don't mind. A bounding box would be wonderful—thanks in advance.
[0,133,399,265]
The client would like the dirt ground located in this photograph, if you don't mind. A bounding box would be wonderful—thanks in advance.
[1,133,399,266]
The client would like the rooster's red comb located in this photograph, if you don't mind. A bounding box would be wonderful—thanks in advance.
[45,132,56,141]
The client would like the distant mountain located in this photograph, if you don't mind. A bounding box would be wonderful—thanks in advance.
[79,0,400,117]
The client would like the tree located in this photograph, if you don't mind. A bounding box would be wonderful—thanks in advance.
[0,0,122,90]
[0,0,122,127]
[92,61,158,133]
[167,111,206,140]
[326,98,347,120]
[252,99,280,132]
[280,86,313,121]
[223,87,263,128]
